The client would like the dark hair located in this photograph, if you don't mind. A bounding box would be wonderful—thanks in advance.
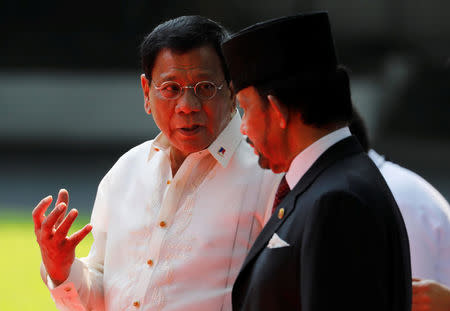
[140,15,231,83]
[349,108,371,152]
[254,66,353,128]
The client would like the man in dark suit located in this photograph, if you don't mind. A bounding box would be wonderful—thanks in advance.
[221,12,412,311]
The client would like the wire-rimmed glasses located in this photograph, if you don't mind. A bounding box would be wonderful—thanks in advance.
[152,80,224,100]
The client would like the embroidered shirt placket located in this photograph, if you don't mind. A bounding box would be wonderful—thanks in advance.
[130,149,205,307]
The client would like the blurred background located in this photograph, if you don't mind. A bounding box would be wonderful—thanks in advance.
[1,0,449,213]
[0,0,449,309]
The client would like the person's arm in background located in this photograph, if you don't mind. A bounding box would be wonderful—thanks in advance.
[411,179,450,311]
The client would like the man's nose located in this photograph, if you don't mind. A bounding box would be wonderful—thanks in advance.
[175,88,201,113]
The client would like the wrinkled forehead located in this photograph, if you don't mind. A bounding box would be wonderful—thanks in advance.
[151,46,224,82]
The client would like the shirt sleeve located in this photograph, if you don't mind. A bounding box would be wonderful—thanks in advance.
[43,175,110,311]
[377,159,450,286]
[436,200,450,287]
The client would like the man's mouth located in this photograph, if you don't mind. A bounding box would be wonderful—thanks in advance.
[246,137,254,147]
[178,125,202,136]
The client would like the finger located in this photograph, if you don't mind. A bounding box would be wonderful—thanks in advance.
[412,303,430,311]
[54,189,70,228]
[54,211,66,229]
[32,195,53,231]
[412,293,423,303]
[413,293,431,304]
[413,282,429,294]
[68,224,93,247]
[55,189,69,207]
[41,203,67,234]
[55,209,79,239]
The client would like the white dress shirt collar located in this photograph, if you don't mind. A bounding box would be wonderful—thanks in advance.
[208,110,242,167]
[285,126,351,190]
[368,149,386,168]
[148,110,242,168]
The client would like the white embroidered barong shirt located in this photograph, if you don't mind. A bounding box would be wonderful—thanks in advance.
[369,149,450,286]
[43,112,281,311]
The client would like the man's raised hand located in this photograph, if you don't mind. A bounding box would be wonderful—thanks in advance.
[32,189,92,286]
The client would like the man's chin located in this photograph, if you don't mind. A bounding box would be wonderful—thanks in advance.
[257,155,271,170]
[258,155,286,173]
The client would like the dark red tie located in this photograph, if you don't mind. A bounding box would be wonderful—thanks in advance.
[272,176,290,214]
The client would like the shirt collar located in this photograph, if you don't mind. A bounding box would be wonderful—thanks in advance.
[147,131,171,162]
[148,110,243,168]
[208,110,243,168]
[368,149,386,169]
[285,126,351,190]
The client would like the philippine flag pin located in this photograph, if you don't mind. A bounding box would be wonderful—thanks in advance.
[218,147,226,157]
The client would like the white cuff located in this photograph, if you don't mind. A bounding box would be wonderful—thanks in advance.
[42,258,84,291]
[46,259,87,311]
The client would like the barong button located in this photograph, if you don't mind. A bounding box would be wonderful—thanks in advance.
[133,301,140,308]
[159,221,167,228]
[147,259,154,266]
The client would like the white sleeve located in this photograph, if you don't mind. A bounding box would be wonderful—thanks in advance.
[436,200,450,287]
[43,176,110,311]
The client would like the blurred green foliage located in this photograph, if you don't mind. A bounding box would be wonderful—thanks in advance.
[0,209,93,311]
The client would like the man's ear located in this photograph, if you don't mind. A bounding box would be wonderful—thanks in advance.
[141,74,151,115]
[267,94,288,128]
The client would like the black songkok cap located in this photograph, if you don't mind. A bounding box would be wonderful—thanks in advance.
[222,12,338,93]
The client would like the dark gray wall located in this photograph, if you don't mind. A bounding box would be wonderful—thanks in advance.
[1,0,449,210]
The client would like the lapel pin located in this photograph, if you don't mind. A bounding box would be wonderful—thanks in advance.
[278,208,285,219]
[218,147,226,157]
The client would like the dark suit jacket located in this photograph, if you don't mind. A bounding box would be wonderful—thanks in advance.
[232,136,412,311]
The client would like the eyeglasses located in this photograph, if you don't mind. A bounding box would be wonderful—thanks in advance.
[152,80,224,100]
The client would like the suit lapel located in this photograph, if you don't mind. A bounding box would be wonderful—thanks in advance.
[239,136,363,272]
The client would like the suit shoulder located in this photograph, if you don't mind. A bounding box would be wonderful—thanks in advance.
[321,152,388,192]
[297,152,397,214]
[307,190,367,216]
